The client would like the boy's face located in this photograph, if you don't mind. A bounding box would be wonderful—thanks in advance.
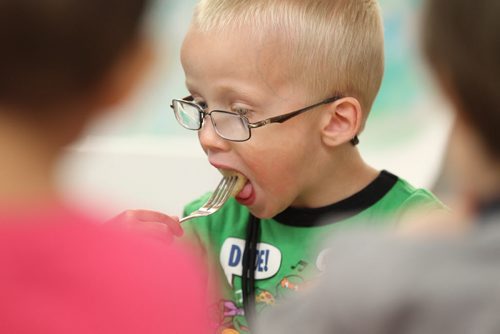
[180,27,328,218]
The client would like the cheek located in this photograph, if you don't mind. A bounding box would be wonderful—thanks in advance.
[243,143,304,193]
[240,122,314,192]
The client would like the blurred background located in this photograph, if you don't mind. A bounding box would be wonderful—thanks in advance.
[57,0,453,217]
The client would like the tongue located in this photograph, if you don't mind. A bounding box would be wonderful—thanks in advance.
[236,182,253,200]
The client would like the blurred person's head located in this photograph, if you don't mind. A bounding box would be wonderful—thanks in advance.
[178,0,384,218]
[0,0,152,145]
[423,0,500,207]
[0,0,152,202]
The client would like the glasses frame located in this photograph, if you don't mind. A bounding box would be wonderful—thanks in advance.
[170,95,359,145]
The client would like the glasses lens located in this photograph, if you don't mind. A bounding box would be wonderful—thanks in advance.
[172,100,201,130]
[211,111,250,141]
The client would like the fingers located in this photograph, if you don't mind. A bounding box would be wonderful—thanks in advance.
[109,210,183,238]
[135,222,175,245]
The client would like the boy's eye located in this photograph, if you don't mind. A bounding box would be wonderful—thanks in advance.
[232,108,251,116]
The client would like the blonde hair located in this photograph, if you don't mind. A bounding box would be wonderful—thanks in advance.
[192,0,385,117]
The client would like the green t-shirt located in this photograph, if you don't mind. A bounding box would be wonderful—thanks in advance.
[183,171,442,334]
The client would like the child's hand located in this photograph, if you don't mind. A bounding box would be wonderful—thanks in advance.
[108,210,183,244]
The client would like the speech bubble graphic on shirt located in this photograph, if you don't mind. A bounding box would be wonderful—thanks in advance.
[220,237,282,286]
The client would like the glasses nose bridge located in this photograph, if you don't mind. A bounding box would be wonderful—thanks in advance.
[198,107,251,142]
[198,111,232,151]
[198,109,218,134]
[199,109,216,129]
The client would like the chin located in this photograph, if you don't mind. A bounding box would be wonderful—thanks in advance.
[248,202,285,220]
[248,209,273,219]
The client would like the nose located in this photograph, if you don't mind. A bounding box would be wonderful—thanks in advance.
[198,115,231,153]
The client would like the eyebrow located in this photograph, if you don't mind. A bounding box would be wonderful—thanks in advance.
[185,84,264,109]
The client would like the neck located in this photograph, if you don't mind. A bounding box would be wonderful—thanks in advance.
[293,145,379,208]
[0,113,61,206]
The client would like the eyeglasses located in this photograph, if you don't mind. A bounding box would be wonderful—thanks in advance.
[170,95,359,144]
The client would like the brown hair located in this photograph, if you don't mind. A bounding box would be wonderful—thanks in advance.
[0,0,148,110]
[423,0,500,157]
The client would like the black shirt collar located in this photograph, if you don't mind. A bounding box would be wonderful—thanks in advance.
[272,170,398,227]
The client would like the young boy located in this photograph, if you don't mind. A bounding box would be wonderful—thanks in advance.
[124,0,442,332]
[0,0,209,332]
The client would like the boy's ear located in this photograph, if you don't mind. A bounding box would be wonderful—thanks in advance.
[92,37,154,111]
[320,97,363,147]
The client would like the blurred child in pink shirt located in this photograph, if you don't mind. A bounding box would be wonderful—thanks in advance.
[0,0,210,332]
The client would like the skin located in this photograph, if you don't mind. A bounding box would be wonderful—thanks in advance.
[180,25,378,218]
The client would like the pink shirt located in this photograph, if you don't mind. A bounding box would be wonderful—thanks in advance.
[0,207,210,333]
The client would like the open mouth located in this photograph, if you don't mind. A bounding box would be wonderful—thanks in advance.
[219,169,255,204]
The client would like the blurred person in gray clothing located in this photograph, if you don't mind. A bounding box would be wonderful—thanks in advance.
[255,0,500,332]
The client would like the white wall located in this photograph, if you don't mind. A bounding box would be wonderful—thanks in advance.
[57,136,218,218]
